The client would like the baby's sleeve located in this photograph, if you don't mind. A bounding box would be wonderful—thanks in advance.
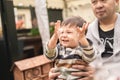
[81,39,96,63]
[44,42,58,60]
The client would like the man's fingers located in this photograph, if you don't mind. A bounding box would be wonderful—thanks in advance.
[78,75,94,80]
[72,65,86,70]
[49,72,60,79]
[71,71,89,77]
[49,68,60,80]
[85,66,95,74]
[71,65,94,80]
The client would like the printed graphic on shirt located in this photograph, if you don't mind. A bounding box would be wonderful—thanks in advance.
[100,37,113,57]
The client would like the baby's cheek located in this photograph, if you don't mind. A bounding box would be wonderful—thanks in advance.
[58,35,62,39]
[77,33,79,37]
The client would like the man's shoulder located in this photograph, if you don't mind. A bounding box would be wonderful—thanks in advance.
[88,19,98,29]
[116,13,120,22]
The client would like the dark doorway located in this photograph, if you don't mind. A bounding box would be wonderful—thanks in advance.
[48,9,63,22]
[0,0,18,80]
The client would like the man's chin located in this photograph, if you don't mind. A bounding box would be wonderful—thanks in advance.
[96,14,107,20]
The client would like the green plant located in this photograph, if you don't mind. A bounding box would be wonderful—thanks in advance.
[49,26,54,36]
[30,28,39,36]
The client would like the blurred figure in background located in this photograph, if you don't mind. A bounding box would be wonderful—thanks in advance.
[16,20,24,29]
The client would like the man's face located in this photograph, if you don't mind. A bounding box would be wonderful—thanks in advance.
[91,0,119,20]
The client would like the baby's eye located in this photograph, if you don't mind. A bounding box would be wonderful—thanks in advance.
[101,0,107,2]
[59,31,63,34]
[67,31,72,34]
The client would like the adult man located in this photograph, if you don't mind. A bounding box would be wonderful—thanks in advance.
[86,0,120,80]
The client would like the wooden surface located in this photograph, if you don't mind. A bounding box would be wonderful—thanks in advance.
[13,55,54,80]
[14,55,53,71]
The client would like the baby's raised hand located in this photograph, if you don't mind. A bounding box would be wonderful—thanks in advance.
[77,23,89,39]
[54,20,61,36]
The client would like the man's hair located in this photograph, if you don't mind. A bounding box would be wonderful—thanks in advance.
[61,16,86,28]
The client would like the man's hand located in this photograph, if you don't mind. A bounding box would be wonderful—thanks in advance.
[49,68,61,80]
[71,64,95,80]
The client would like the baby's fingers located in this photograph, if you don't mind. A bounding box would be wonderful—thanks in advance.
[55,20,61,29]
[54,20,61,33]
[82,23,89,32]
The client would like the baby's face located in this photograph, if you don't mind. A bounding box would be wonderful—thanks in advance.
[58,25,79,48]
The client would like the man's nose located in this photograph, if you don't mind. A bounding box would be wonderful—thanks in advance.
[95,1,104,8]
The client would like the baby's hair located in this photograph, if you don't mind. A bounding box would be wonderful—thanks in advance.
[61,16,86,28]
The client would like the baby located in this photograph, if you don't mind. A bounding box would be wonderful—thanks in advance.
[45,16,96,80]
